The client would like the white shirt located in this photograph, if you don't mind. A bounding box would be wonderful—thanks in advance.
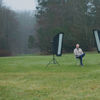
[74,48,83,56]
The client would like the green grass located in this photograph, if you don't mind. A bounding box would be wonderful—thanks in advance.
[0,53,100,100]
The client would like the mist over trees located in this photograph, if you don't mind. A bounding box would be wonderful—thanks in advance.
[11,11,37,55]
[36,0,100,53]
[0,0,37,56]
[0,0,100,56]
[0,0,18,56]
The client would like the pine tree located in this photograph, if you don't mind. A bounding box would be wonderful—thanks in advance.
[36,0,97,53]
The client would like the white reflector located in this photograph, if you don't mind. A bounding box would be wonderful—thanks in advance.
[58,34,63,55]
[93,29,100,52]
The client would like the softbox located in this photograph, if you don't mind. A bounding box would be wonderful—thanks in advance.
[52,32,64,56]
[93,29,100,53]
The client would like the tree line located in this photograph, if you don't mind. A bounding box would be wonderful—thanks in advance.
[0,0,18,56]
[1,0,100,56]
[36,0,100,53]
[0,0,37,56]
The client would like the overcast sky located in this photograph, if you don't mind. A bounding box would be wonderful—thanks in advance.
[3,0,37,11]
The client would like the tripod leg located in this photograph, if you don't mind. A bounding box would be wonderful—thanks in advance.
[46,54,60,67]
[54,58,60,66]
[46,59,53,67]
[52,56,60,66]
[56,60,60,66]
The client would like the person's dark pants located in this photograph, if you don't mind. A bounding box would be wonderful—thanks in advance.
[76,53,85,66]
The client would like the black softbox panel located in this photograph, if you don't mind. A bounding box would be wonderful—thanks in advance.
[93,29,100,53]
[52,32,64,56]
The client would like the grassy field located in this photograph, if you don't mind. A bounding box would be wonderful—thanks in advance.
[0,53,100,100]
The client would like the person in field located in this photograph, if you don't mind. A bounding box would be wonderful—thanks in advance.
[74,44,85,66]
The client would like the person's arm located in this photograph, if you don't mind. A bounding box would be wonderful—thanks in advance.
[80,48,83,54]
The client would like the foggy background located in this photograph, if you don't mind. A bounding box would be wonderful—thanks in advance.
[0,0,100,56]
[0,0,39,56]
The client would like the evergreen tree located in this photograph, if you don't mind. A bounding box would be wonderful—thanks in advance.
[36,0,99,53]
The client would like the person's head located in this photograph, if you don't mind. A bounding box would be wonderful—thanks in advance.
[76,44,80,48]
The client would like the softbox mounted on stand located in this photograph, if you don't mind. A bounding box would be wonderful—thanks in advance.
[93,29,100,53]
[47,32,64,67]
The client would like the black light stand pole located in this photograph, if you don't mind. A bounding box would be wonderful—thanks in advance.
[46,42,59,67]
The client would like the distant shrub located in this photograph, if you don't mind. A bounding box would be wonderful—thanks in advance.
[0,50,11,57]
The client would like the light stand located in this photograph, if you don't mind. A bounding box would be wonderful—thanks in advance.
[46,32,64,67]
[46,53,59,67]
[46,42,59,67]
